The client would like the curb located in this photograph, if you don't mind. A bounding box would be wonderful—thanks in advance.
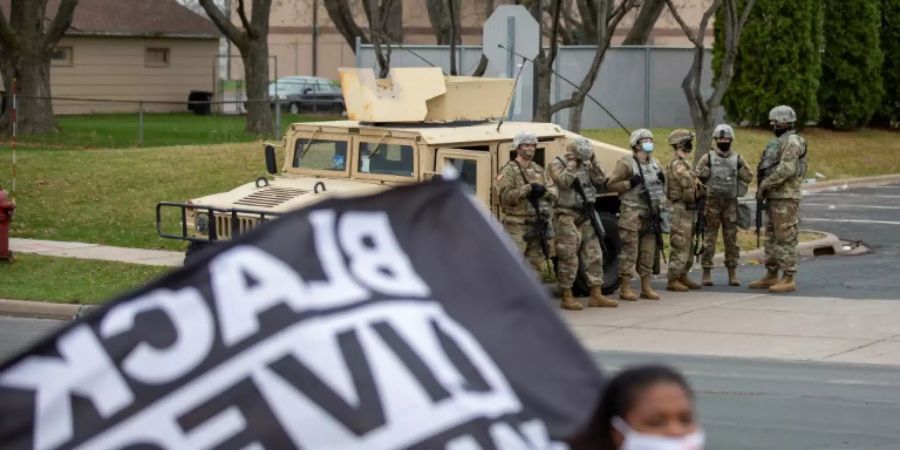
[0,299,79,320]
[711,229,841,268]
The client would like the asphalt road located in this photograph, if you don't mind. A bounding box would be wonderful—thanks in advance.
[701,184,900,300]
[2,316,900,449]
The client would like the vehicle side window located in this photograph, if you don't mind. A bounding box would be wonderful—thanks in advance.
[446,158,478,192]
[293,138,348,171]
[508,146,545,167]
[358,143,415,177]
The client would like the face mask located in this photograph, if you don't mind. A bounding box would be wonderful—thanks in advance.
[716,141,732,152]
[613,417,706,450]
[519,147,535,160]
[773,127,789,137]
[682,141,693,152]
[641,142,654,153]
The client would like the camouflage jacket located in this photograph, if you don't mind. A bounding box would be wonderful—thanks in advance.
[760,132,805,200]
[696,150,753,194]
[547,153,605,214]
[497,160,558,218]
[665,155,704,205]
[607,154,664,212]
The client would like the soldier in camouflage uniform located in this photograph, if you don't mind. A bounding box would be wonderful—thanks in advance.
[749,105,807,293]
[497,131,559,284]
[548,137,618,310]
[664,129,705,292]
[696,124,753,286]
[608,129,665,301]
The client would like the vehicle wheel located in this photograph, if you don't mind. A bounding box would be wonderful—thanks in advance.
[184,241,214,266]
[568,211,622,296]
[289,103,300,114]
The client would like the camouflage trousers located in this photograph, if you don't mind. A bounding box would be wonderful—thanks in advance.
[554,211,603,289]
[702,197,740,269]
[667,201,695,278]
[764,199,800,275]
[502,217,552,277]
[618,209,657,278]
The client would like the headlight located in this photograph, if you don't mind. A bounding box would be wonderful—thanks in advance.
[195,213,210,234]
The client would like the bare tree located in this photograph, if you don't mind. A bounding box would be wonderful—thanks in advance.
[325,0,402,78]
[665,0,756,162]
[622,0,666,45]
[0,0,79,135]
[200,0,273,136]
[426,0,461,45]
[533,0,640,132]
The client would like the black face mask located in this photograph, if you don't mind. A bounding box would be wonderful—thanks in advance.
[773,127,789,137]
[716,141,732,152]
[683,140,693,152]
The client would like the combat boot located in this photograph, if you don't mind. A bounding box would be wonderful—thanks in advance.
[560,288,584,310]
[666,276,689,292]
[701,268,713,286]
[619,277,639,301]
[589,286,618,308]
[727,267,741,286]
[640,276,661,300]
[748,270,780,289]
[768,274,796,293]
[680,274,702,290]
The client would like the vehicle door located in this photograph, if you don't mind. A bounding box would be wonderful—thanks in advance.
[435,149,493,210]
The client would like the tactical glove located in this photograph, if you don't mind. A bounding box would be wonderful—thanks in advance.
[528,183,547,199]
[629,175,643,188]
[658,172,666,184]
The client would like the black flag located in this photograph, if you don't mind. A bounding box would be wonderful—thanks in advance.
[0,181,604,449]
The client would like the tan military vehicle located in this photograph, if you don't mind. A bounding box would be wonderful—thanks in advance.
[157,67,630,293]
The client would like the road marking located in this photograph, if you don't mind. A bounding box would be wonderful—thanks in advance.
[807,193,900,199]
[803,203,900,211]
[804,218,900,226]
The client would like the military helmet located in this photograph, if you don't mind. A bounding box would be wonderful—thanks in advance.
[667,129,694,146]
[713,124,735,140]
[568,136,594,160]
[629,128,653,148]
[768,105,797,124]
[512,131,538,149]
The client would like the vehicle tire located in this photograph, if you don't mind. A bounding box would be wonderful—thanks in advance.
[184,241,215,266]
[289,102,300,114]
[569,211,622,296]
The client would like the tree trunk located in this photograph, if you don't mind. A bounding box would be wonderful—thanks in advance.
[533,53,555,122]
[622,0,666,45]
[693,115,715,163]
[240,40,273,135]
[567,100,585,132]
[0,49,57,134]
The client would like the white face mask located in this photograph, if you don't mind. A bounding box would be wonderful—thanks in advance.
[612,417,705,450]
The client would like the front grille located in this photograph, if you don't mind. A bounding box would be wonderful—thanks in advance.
[215,215,260,239]
[234,187,306,208]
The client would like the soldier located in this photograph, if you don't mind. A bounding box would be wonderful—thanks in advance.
[664,129,705,292]
[696,124,753,286]
[497,131,558,282]
[608,129,665,301]
[548,137,618,310]
[749,105,807,293]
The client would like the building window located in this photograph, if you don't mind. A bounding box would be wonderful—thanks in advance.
[51,47,73,66]
[145,48,170,67]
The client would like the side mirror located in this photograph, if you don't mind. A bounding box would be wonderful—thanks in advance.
[303,88,312,95]
[264,144,277,175]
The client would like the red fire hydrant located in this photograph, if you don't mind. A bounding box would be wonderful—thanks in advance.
[0,188,15,262]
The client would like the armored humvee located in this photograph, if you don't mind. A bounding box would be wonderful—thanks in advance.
[157,67,630,293]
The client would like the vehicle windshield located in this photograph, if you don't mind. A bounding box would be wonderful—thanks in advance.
[292,138,348,172]
[358,142,415,177]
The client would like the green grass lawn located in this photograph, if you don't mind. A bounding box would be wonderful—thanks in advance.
[0,254,169,304]
[584,127,900,181]
[14,112,341,149]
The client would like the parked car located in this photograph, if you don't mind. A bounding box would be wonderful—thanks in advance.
[269,76,345,114]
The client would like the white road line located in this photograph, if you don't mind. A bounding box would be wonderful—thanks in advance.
[803,218,900,226]
[807,193,900,199]
[803,203,900,210]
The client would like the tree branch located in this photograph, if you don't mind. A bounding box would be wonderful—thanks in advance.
[199,0,247,46]
[547,0,563,64]
[0,4,17,48]
[236,0,256,39]
[250,0,273,39]
[324,0,369,51]
[709,0,756,107]
[665,0,699,45]
[42,0,79,51]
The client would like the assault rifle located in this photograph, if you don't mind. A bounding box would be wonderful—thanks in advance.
[633,156,667,274]
[755,162,772,248]
[692,195,706,263]
[573,178,607,255]
[514,162,554,274]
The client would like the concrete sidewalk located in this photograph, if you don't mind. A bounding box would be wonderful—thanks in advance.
[9,238,182,267]
[563,290,900,366]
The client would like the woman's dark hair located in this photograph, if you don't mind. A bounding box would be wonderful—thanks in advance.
[594,365,694,450]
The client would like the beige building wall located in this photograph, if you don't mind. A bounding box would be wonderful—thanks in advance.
[228,0,715,81]
[50,36,219,114]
